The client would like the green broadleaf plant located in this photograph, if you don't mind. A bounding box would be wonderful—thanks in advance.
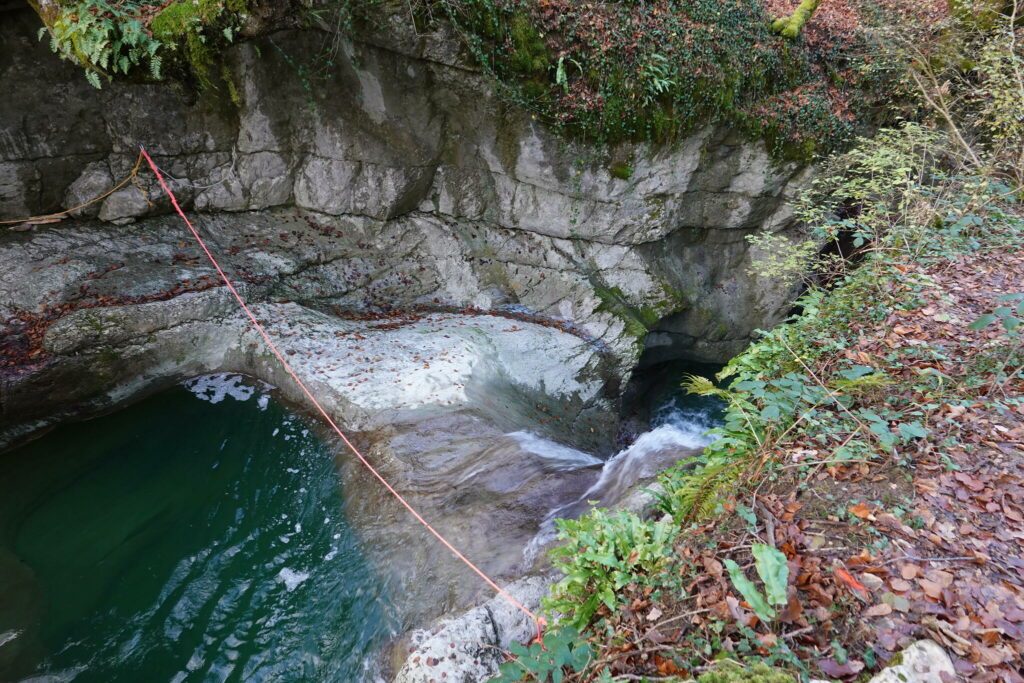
[725,543,789,623]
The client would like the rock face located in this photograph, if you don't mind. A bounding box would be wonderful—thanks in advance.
[393,575,553,683]
[1,7,806,389]
[0,211,613,660]
[0,212,614,450]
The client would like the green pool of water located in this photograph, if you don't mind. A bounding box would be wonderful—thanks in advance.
[0,375,394,682]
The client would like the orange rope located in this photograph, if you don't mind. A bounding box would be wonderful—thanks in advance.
[139,146,546,642]
[1,152,144,227]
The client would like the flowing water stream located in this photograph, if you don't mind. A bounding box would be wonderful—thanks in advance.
[0,368,722,682]
[518,370,724,563]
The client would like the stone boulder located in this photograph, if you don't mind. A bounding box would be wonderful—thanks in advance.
[63,162,113,218]
[98,185,148,224]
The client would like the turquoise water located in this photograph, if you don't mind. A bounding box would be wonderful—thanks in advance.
[0,375,394,682]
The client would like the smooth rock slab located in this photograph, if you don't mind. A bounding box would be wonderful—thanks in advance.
[867,640,955,683]
[810,640,955,683]
[394,575,552,683]
[249,305,601,419]
[228,304,608,447]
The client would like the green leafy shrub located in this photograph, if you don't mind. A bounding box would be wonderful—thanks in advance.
[657,118,1024,526]
[544,509,675,629]
[490,626,592,683]
[427,0,864,159]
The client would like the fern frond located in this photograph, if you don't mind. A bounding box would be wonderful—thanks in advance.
[682,374,731,400]
[672,460,743,523]
[830,372,891,394]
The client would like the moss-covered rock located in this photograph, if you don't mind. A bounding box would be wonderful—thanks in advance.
[771,0,823,39]
[609,161,633,180]
[697,661,795,683]
[150,0,248,89]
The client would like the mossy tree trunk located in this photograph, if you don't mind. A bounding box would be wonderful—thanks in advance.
[771,0,824,39]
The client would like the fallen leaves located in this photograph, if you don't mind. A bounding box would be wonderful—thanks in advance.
[863,603,893,617]
[817,657,865,678]
[834,566,870,601]
[848,502,874,519]
[900,563,921,579]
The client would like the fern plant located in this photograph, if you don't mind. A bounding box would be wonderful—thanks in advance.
[655,374,763,523]
[658,363,835,524]
[41,0,163,88]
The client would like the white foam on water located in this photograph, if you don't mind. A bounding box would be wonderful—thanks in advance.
[0,629,21,649]
[360,653,389,683]
[522,404,718,564]
[183,373,273,405]
[570,416,712,507]
[276,568,310,592]
[507,431,602,470]
[19,666,87,683]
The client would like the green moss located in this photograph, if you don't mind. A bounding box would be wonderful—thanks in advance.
[507,13,549,76]
[771,0,823,39]
[647,103,679,143]
[697,661,796,683]
[150,0,222,40]
[150,0,247,89]
[221,63,242,108]
[592,283,664,340]
[82,312,106,335]
[609,162,633,180]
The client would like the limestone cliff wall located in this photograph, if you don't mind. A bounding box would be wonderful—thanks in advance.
[1,7,807,431]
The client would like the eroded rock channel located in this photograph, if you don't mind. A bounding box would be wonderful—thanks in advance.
[1,5,805,681]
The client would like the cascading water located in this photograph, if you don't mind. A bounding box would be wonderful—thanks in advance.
[518,384,725,565]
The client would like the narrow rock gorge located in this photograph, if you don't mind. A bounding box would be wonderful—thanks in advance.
[1,4,806,680]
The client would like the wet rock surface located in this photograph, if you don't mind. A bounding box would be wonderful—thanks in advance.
[0,213,619,671]
[0,213,616,450]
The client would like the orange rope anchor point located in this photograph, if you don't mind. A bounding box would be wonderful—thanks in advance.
[139,146,545,640]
